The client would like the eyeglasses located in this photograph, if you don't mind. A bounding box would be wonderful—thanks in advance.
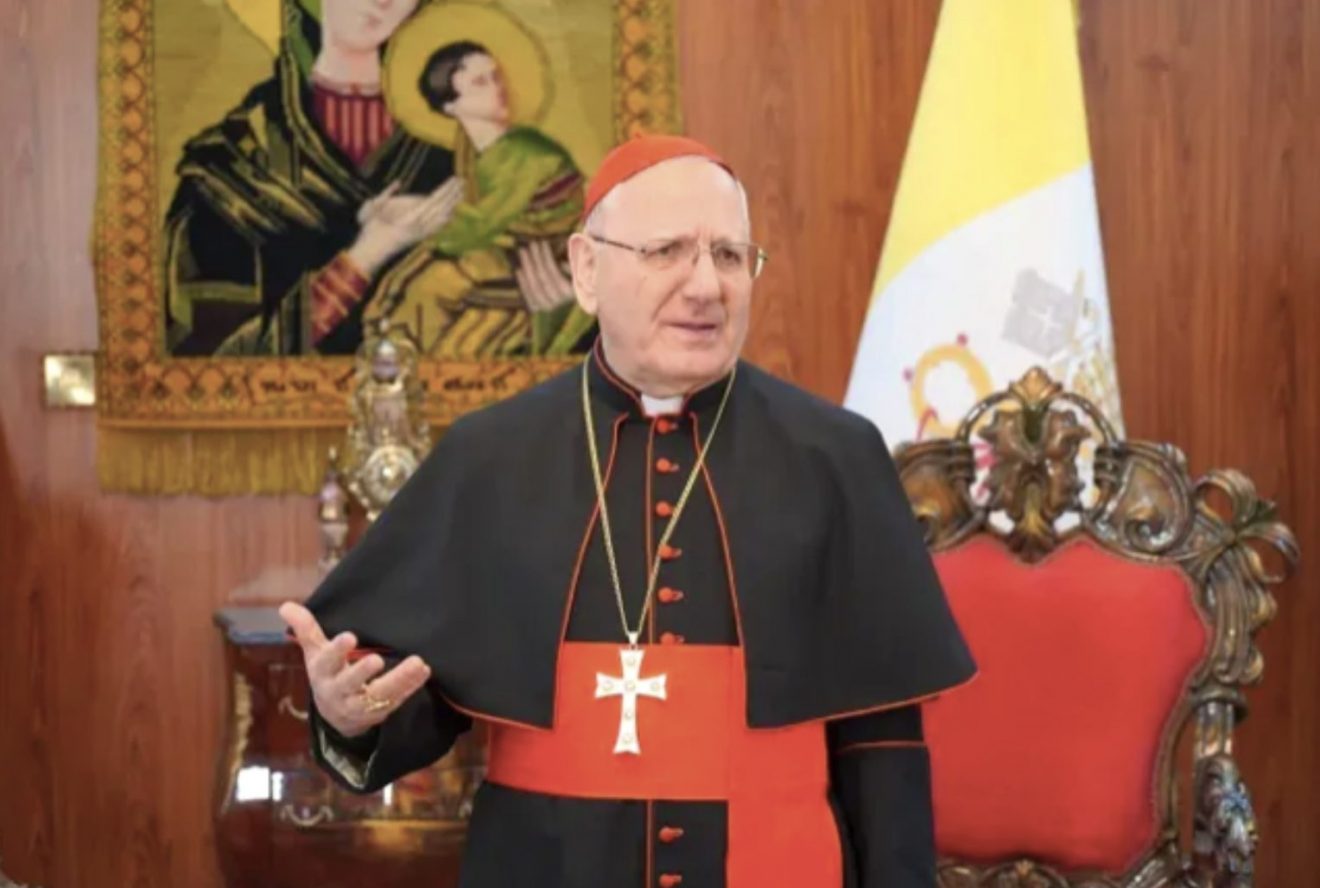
[588,234,769,280]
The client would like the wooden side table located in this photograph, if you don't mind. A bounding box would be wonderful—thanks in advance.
[213,607,484,887]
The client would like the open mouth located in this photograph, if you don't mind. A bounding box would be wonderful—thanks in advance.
[668,321,721,338]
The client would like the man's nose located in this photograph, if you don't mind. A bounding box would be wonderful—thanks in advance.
[680,248,722,302]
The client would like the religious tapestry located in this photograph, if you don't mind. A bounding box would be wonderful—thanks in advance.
[94,0,680,493]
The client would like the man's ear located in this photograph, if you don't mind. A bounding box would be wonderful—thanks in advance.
[567,232,599,315]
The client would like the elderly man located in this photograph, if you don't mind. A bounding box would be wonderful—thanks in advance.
[282,135,975,887]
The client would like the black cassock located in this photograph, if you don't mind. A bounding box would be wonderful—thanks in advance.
[306,343,975,887]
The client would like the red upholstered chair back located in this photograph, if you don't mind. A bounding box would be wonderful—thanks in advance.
[893,369,1297,888]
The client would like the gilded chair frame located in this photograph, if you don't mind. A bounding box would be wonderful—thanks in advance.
[894,368,1298,888]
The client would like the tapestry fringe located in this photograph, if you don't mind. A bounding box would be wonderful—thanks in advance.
[97,426,350,496]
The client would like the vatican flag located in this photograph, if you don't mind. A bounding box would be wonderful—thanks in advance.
[844,0,1123,443]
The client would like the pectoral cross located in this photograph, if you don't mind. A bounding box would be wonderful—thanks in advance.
[595,648,667,755]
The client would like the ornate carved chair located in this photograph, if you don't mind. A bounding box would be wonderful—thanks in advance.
[894,368,1298,888]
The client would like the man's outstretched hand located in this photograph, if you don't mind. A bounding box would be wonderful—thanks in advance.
[279,601,432,739]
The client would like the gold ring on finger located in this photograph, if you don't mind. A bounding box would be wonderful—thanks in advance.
[360,689,393,714]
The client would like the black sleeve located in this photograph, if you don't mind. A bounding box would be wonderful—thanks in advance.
[302,425,482,792]
[310,678,472,794]
[828,705,936,888]
[303,423,471,693]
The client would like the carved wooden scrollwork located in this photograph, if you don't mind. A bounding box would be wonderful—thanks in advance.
[938,858,1124,888]
[1192,755,1257,888]
[1181,470,1296,689]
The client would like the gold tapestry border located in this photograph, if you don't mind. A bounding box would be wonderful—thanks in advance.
[94,0,682,493]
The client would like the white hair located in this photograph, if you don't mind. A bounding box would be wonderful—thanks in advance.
[584,158,750,235]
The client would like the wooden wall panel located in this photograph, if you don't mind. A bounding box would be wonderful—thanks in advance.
[675,0,940,391]
[1077,4,1320,881]
[1,1,1315,886]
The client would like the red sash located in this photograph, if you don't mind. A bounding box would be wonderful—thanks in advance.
[485,642,843,886]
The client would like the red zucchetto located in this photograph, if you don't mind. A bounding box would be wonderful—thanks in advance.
[582,134,734,219]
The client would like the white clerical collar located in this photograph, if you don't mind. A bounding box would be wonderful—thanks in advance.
[640,393,684,417]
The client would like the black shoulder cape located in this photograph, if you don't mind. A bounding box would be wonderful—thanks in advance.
[307,356,975,728]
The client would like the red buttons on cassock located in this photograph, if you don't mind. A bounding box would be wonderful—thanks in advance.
[660,544,682,560]
[658,826,685,843]
[659,875,683,887]
[660,632,685,645]
[655,457,679,473]
[655,418,677,435]
[654,501,674,518]
[657,587,685,604]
